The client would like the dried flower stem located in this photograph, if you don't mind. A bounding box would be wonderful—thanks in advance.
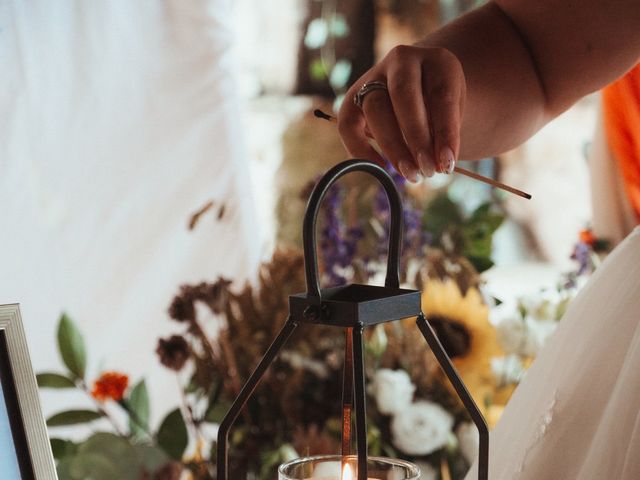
[176,374,202,443]
[218,329,243,397]
[78,380,126,436]
[118,400,154,441]
[217,328,254,426]
[190,317,225,378]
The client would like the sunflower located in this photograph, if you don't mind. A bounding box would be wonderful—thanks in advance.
[416,278,503,413]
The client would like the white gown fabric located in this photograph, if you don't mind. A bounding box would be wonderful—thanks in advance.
[0,0,260,423]
[466,226,640,479]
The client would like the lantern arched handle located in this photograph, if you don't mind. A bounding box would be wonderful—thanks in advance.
[303,159,403,300]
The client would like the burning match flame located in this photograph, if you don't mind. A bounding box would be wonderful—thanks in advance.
[342,463,353,480]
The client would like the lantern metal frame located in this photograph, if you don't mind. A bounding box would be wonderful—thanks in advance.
[216,159,489,480]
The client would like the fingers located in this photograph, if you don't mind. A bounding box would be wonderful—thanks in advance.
[337,45,465,182]
[386,47,436,177]
[422,49,465,173]
[338,90,386,167]
[361,88,422,182]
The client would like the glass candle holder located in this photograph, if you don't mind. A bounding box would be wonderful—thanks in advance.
[278,455,420,480]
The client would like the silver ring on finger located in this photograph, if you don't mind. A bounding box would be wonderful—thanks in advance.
[353,81,388,109]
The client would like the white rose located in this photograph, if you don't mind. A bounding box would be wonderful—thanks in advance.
[456,422,479,465]
[496,314,527,355]
[521,317,557,356]
[489,302,518,326]
[520,290,562,321]
[370,369,415,415]
[390,401,453,455]
[518,293,544,316]
[491,355,525,386]
[415,461,438,480]
[497,315,558,357]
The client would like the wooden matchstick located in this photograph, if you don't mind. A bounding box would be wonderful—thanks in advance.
[313,108,532,200]
[453,165,531,199]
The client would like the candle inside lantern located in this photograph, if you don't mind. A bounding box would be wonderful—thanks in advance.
[278,455,420,480]
[342,463,353,480]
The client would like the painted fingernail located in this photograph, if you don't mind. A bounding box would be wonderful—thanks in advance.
[440,146,456,174]
[417,150,435,178]
[398,160,421,183]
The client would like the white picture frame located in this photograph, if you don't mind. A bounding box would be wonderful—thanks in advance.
[0,304,57,479]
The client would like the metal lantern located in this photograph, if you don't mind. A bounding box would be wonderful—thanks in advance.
[217,159,489,480]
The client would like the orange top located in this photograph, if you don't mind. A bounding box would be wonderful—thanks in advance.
[602,64,640,221]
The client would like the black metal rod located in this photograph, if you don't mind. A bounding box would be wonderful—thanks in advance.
[302,159,404,299]
[216,317,298,480]
[416,314,489,480]
[352,325,368,480]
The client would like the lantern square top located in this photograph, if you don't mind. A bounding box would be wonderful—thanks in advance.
[289,284,421,327]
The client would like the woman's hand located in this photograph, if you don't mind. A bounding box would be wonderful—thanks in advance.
[338,45,466,182]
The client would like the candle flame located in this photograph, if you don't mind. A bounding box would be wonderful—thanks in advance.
[342,463,354,480]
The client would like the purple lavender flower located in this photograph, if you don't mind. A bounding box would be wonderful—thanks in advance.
[373,163,429,270]
[319,183,364,285]
[571,241,592,276]
[316,161,429,286]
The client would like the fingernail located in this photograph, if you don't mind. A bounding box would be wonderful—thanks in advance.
[398,160,421,183]
[440,146,456,174]
[417,150,435,178]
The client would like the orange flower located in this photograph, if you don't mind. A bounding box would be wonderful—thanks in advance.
[91,371,129,402]
[579,229,596,246]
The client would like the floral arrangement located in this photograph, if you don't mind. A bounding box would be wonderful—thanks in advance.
[37,314,181,479]
[488,228,610,401]
[40,168,512,480]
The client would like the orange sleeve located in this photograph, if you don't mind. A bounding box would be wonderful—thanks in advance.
[602,64,640,221]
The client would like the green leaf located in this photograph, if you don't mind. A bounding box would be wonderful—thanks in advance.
[133,444,169,472]
[57,313,87,380]
[126,380,150,439]
[466,255,495,273]
[463,233,492,258]
[79,432,138,465]
[37,372,77,389]
[204,401,231,424]
[468,202,504,234]
[424,193,463,236]
[156,408,188,460]
[469,202,492,222]
[79,433,156,480]
[55,433,165,480]
[60,452,119,480]
[50,438,78,460]
[47,409,103,427]
[203,378,227,423]
[593,238,611,252]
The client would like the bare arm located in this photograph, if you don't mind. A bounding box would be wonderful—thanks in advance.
[338,0,640,181]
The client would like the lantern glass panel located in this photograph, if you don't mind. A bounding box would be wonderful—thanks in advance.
[278,454,420,479]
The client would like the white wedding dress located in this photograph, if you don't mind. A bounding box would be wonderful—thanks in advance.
[465,226,640,479]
